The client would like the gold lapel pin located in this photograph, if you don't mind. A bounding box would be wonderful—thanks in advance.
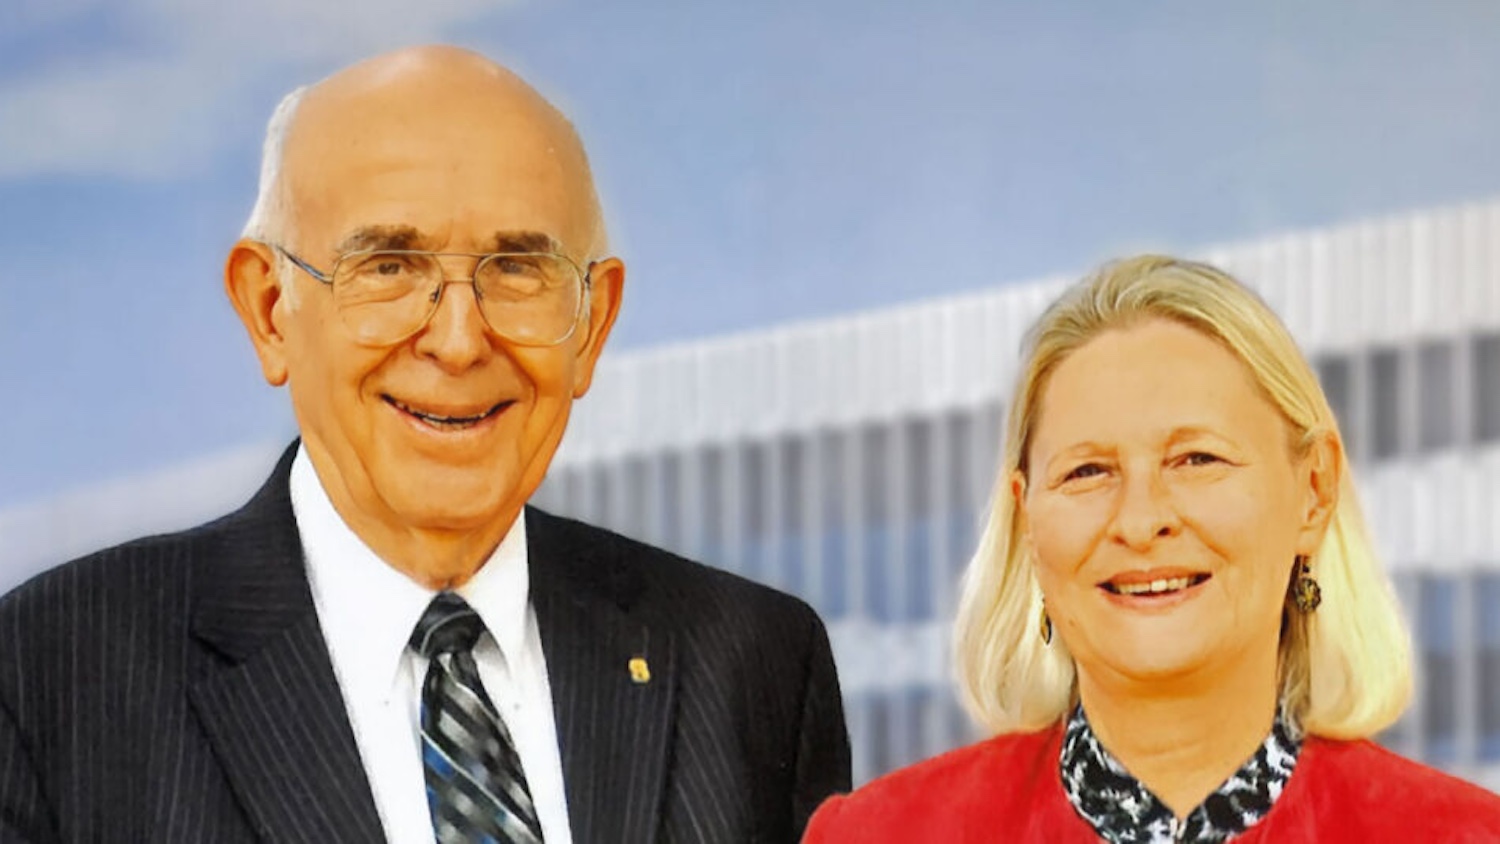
[628,656,651,684]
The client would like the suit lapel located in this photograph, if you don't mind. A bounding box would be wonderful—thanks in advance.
[528,508,679,844]
[188,444,385,844]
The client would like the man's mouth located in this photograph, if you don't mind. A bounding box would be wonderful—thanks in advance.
[1099,571,1211,597]
[384,396,511,430]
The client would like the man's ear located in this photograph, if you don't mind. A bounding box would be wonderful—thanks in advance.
[571,257,625,398]
[224,239,291,387]
[1295,430,1342,555]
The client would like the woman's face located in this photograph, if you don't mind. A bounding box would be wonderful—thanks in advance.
[1019,319,1335,692]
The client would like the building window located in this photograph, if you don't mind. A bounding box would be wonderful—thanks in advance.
[861,424,892,622]
[778,436,807,597]
[1380,571,1420,755]
[818,430,849,619]
[945,410,978,583]
[866,694,892,783]
[588,463,613,528]
[904,418,935,621]
[530,467,565,512]
[1315,355,1355,457]
[699,447,725,568]
[561,467,584,516]
[1477,333,1500,444]
[659,452,683,554]
[1370,348,1403,459]
[1417,342,1456,452]
[906,417,933,522]
[977,401,1004,494]
[781,437,806,536]
[892,689,925,772]
[1419,574,1459,764]
[1480,573,1500,761]
[621,457,648,541]
[739,442,768,583]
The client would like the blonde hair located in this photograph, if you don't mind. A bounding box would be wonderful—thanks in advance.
[953,254,1412,739]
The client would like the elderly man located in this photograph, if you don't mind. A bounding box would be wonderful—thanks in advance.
[0,46,849,843]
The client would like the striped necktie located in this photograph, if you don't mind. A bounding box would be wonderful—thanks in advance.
[409,592,544,844]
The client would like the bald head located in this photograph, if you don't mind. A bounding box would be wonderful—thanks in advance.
[243,45,606,259]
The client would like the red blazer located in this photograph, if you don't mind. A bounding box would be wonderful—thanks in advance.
[805,724,1500,842]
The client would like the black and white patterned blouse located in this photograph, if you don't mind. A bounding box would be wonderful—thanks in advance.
[1059,705,1300,843]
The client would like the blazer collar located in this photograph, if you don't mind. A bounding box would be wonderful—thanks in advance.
[526,506,679,844]
[189,442,312,660]
[187,441,385,843]
[186,445,681,843]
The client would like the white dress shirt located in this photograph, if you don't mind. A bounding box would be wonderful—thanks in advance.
[290,447,573,844]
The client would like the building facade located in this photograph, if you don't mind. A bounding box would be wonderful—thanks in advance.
[532,199,1500,785]
[4,199,1500,788]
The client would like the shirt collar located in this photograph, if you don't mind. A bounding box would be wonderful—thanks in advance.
[1059,704,1301,843]
[290,445,531,702]
[454,504,530,668]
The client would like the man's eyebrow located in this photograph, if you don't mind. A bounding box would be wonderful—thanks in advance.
[333,227,564,255]
[490,231,562,254]
[335,225,427,254]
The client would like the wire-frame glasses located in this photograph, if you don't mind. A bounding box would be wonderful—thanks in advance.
[274,246,591,347]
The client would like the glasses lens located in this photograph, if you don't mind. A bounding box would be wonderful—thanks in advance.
[332,251,442,345]
[475,253,584,345]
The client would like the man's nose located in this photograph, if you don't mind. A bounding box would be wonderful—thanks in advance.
[1110,467,1182,549]
[413,278,491,370]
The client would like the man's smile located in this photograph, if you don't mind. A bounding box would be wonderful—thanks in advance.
[383,395,513,430]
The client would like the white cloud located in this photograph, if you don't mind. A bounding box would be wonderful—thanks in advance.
[0,0,510,179]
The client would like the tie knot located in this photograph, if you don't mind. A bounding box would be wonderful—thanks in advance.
[409,592,487,658]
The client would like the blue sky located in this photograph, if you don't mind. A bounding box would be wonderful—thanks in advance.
[3,0,1500,508]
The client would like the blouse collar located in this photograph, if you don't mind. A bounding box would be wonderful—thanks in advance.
[1059,704,1301,843]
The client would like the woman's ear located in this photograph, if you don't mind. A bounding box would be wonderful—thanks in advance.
[1010,469,1032,546]
[1295,430,1342,555]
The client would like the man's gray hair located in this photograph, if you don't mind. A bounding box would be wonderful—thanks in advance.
[240,86,308,243]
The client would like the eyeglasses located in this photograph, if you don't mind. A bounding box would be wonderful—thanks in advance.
[273,246,592,347]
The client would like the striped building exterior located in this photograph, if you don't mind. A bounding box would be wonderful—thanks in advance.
[4,199,1500,787]
[532,198,1500,786]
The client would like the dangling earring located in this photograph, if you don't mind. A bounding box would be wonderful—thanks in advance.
[1039,601,1053,645]
[1293,555,1322,613]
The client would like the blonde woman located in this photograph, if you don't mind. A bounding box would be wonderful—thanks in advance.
[806,256,1500,842]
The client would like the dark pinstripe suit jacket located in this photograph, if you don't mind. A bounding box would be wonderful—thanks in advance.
[0,447,851,843]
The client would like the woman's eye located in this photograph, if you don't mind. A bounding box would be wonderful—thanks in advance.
[1064,463,1104,481]
[1183,452,1221,467]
